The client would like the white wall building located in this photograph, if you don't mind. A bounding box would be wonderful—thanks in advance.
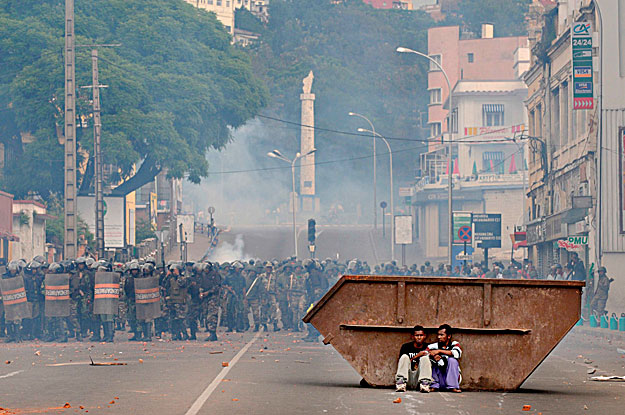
[596,0,625,312]
[11,200,51,261]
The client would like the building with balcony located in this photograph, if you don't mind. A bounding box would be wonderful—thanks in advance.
[523,0,598,278]
[411,24,529,264]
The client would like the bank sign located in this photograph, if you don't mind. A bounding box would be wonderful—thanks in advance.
[571,22,594,110]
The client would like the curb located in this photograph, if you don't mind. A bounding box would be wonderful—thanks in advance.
[572,326,625,342]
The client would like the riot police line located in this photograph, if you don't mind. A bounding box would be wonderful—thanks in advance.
[0,255,339,343]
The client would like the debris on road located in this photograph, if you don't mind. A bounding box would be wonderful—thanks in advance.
[222,362,229,367]
[522,405,531,411]
[89,356,127,366]
[4,361,10,365]
[617,348,625,355]
[393,398,401,404]
[63,403,71,408]
[209,351,223,354]
[590,375,625,382]
[587,368,596,374]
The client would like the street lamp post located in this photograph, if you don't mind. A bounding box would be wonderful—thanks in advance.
[397,46,454,267]
[268,149,316,259]
[349,112,377,229]
[358,128,394,261]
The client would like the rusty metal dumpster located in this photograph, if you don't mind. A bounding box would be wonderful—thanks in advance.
[303,276,584,391]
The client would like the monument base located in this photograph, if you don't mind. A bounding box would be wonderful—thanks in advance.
[301,195,320,213]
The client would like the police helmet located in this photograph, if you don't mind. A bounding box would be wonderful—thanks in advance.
[142,263,155,274]
[49,262,64,274]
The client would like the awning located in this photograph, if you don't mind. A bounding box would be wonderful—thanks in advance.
[483,104,505,113]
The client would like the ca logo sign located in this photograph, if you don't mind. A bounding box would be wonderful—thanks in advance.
[573,23,591,35]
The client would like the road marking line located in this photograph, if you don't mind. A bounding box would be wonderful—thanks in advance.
[439,392,454,402]
[185,332,261,415]
[0,370,24,379]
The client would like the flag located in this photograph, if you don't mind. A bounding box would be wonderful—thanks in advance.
[509,154,517,174]
[453,158,459,175]
[472,161,478,176]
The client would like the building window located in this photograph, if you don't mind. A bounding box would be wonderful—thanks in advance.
[483,151,504,173]
[216,0,222,5]
[447,108,457,134]
[561,82,569,146]
[551,88,560,154]
[482,104,504,126]
[429,88,442,105]
[430,122,442,138]
[467,53,474,63]
[429,54,442,71]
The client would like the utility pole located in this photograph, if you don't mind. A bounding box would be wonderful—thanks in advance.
[92,49,104,259]
[78,43,119,259]
[64,0,77,259]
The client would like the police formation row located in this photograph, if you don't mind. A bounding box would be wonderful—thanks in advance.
[0,256,333,343]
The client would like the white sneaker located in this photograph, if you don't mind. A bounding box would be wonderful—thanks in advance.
[395,379,407,392]
[419,381,431,393]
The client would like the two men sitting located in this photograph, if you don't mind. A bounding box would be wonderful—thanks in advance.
[395,324,462,393]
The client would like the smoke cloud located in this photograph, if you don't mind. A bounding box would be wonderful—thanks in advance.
[208,234,251,263]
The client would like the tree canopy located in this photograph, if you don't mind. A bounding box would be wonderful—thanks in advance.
[0,0,268,199]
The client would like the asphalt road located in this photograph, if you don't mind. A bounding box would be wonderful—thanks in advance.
[1,328,624,415]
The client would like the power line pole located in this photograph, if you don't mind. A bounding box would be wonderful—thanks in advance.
[91,49,104,259]
[78,43,119,259]
[64,0,77,259]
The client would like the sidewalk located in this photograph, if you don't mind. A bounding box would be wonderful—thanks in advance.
[572,325,625,343]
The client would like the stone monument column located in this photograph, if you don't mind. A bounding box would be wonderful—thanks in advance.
[300,71,317,212]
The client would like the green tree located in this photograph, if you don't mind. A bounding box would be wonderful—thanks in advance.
[451,0,532,37]
[135,218,157,244]
[0,0,268,199]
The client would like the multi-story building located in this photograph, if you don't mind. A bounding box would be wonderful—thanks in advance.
[411,25,530,263]
[523,0,598,278]
[524,0,625,312]
[185,0,269,34]
[591,0,625,311]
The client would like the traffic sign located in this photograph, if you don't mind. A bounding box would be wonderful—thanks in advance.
[394,215,413,245]
[452,212,472,245]
[458,225,472,243]
[380,201,387,209]
[474,213,502,248]
[455,254,473,261]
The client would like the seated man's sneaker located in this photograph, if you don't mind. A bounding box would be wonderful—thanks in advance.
[395,377,407,392]
[419,380,431,393]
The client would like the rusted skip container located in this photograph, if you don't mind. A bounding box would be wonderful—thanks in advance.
[303,276,584,391]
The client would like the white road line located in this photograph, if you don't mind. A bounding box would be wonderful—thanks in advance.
[0,370,24,379]
[184,332,261,415]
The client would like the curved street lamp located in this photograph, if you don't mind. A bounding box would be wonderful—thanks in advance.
[349,112,378,229]
[267,148,317,258]
[358,128,394,261]
[397,46,454,267]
